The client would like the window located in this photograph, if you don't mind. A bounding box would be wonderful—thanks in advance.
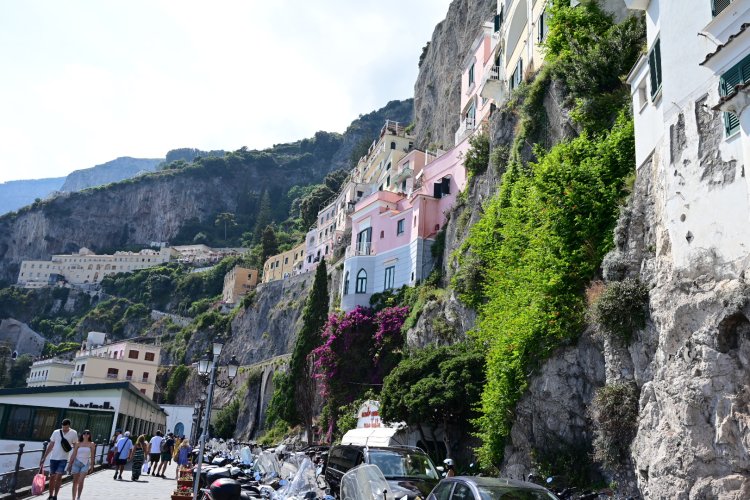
[719,52,750,136]
[401,180,407,191]
[451,483,473,500]
[648,38,662,99]
[397,219,405,235]
[343,271,350,295]
[107,368,119,379]
[431,481,453,500]
[380,230,385,239]
[468,63,475,87]
[384,266,395,290]
[144,352,155,361]
[510,58,523,91]
[142,372,149,382]
[5,407,33,439]
[493,9,503,32]
[126,370,133,380]
[356,269,367,294]
[386,175,391,186]
[538,9,549,42]
[390,141,396,150]
[712,0,733,16]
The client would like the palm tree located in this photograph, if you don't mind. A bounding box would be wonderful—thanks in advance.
[214,212,237,242]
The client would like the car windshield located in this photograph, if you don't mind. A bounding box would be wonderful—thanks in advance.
[367,450,439,480]
[478,485,558,500]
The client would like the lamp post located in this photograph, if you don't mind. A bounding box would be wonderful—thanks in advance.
[192,341,239,500]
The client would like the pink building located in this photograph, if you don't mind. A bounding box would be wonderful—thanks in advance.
[341,138,471,311]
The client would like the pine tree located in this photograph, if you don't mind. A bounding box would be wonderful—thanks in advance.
[260,225,278,264]
[253,191,272,243]
[272,260,329,441]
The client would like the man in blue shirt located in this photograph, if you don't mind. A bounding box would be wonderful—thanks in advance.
[113,431,133,480]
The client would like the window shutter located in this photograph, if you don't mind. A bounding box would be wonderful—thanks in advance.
[494,14,501,32]
[724,111,740,137]
[648,39,662,98]
[433,183,443,199]
[442,177,451,195]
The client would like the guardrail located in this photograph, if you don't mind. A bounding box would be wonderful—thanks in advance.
[0,441,108,498]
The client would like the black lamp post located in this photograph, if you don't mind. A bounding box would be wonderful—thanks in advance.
[192,341,239,500]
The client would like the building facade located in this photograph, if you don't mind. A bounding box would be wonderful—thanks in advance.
[262,242,306,283]
[17,247,173,287]
[0,382,167,474]
[625,0,750,270]
[341,138,471,311]
[26,358,75,387]
[222,266,258,305]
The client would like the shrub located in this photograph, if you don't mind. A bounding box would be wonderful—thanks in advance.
[591,278,649,342]
[590,382,639,468]
[165,365,190,404]
[464,131,490,178]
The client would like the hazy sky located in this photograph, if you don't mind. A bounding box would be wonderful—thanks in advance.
[0,0,451,183]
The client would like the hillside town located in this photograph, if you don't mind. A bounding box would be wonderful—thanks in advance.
[0,0,749,498]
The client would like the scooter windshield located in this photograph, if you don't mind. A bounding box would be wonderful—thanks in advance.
[340,464,396,500]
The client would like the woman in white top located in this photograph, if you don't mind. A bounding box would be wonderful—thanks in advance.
[67,429,96,500]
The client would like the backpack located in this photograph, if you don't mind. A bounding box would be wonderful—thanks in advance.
[160,438,168,453]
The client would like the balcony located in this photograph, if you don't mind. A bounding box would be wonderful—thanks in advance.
[480,65,508,104]
[106,373,119,380]
[345,244,375,259]
[26,375,46,383]
[454,117,476,145]
[71,371,84,379]
[141,378,149,383]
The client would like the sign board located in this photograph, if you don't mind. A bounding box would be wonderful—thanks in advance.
[356,400,382,429]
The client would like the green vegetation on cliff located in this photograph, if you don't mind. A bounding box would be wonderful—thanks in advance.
[452,2,644,466]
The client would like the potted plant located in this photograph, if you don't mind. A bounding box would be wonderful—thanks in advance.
[171,485,192,499]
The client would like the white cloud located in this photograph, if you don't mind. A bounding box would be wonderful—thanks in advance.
[0,0,450,182]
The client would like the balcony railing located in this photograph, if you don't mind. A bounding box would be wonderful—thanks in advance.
[454,118,476,144]
[71,371,84,379]
[141,378,149,383]
[106,373,118,379]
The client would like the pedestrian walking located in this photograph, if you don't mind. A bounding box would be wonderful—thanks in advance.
[131,435,148,481]
[113,431,133,480]
[107,430,121,468]
[39,418,78,500]
[176,440,191,467]
[147,430,163,475]
[67,429,95,500]
[156,432,175,478]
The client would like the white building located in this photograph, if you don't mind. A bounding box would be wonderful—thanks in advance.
[161,404,194,440]
[625,0,750,270]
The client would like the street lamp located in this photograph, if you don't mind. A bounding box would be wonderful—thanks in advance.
[192,342,239,500]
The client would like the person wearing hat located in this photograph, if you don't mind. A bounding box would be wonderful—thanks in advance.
[113,431,133,480]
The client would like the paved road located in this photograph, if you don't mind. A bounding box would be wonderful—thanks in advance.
[29,464,181,500]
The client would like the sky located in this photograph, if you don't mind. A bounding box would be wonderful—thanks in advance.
[0,0,451,183]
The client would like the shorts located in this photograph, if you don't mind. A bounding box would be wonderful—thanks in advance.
[116,457,128,466]
[49,459,67,475]
[149,453,161,462]
[70,459,90,474]
[160,451,172,462]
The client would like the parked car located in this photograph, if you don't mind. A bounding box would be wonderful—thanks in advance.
[427,476,560,500]
[325,444,440,498]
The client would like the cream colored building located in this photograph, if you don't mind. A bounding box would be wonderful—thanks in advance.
[26,358,75,387]
[70,337,161,400]
[17,247,173,287]
[222,266,259,304]
[263,242,306,283]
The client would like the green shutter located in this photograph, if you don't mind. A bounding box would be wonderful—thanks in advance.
[718,53,750,136]
[649,39,662,98]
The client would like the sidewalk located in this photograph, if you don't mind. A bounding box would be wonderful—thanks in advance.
[29,464,180,500]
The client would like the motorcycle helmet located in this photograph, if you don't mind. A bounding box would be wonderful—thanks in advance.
[444,458,454,467]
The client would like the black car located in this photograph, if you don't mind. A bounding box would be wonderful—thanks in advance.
[325,445,440,498]
[427,476,559,500]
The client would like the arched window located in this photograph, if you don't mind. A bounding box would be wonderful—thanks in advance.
[390,141,396,150]
[343,271,350,295]
[356,269,367,294]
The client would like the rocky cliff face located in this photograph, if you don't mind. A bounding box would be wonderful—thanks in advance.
[0,100,412,284]
[412,0,496,150]
[60,157,162,192]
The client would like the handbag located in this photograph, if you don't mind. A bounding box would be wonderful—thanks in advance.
[59,430,72,453]
[142,462,150,474]
[31,466,46,495]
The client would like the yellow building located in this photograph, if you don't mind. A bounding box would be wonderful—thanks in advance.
[222,266,259,304]
[26,358,75,387]
[262,242,306,283]
[70,334,161,400]
[17,247,173,287]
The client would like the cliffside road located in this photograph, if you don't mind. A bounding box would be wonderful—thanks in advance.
[29,466,178,499]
